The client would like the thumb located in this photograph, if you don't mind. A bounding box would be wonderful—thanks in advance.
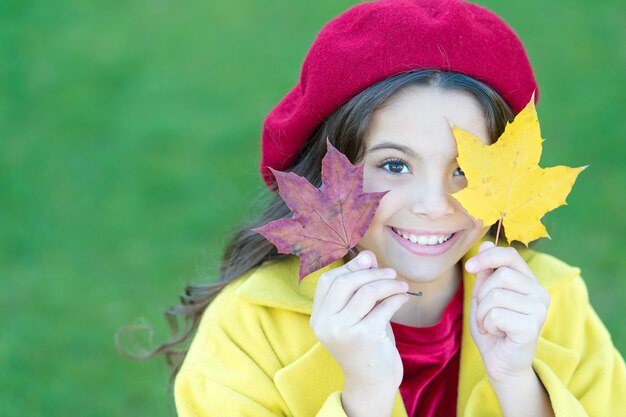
[352,249,378,269]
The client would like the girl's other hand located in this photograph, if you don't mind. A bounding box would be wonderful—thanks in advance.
[465,241,551,385]
[310,251,410,415]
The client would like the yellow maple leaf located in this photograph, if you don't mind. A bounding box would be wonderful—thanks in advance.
[451,99,586,246]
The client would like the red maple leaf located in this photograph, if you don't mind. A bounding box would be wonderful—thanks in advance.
[253,140,388,282]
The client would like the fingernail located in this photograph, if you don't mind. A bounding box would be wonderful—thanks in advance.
[357,253,370,266]
[465,259,477,272]
[480,241,495,251]
[381,268,396,277]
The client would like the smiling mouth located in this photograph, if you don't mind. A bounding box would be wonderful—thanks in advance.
[391,227,455,246]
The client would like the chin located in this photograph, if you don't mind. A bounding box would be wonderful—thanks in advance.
[394,262,454,284]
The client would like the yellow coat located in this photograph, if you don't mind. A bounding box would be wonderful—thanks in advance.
[175,243,626,416]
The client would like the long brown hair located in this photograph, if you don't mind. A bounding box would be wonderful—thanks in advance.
[116,69,515,378]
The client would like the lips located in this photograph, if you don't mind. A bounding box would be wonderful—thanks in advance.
[389,226,460,256]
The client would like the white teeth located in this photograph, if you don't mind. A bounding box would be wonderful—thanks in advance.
[393,228,452,246]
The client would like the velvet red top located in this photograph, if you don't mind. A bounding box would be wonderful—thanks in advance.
[390,281,464,417]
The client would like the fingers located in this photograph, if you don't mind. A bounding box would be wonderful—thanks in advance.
[314,267,399,317]
[480,307,545,344]
[340,280,409,326]
[466,243,551,344]
[474,281,549,334]
[361,293,411,327]
[469,248,550,313]
[465,243,534,278]
[474,267,534,304]
[312,251,376,316]
[312,251,400,318]
[470,265,550,343]
[314,251,376,299]
[475,289,531,335]
[309,249,410,360]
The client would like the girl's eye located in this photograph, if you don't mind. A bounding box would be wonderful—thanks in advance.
[380,159,409,174]
[454,167,465,177]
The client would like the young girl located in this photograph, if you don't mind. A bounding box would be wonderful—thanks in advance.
[167,0,626,415]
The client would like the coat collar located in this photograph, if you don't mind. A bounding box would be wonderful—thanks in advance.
[235,256,344,314]
[235,239,491,313]
[235,241,580,416]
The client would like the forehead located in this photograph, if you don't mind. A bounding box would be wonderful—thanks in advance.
[364,86,491,154]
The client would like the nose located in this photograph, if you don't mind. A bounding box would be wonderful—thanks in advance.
[409,179,455,219]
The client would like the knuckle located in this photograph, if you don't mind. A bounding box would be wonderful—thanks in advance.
[491,288,504,302]
[311,318,339,342]
[347,324,369,340]
[487,308,500,323]
[521,318,534,333]
[504,247,518,259]
[310,319,323,337]
[531,285,550,304]
[475,291,485,305]
[490,268,507,284]
[331,276,356,294]
[356,283,376,299]
[311,324,322,339]
[316,323,344,344]
[333,275,350,289]
[318,271,333,286]
[475,306,486,323]
[328,323,343,340]
[532,319,543,335]
[489,266,501,277]
[500,266,514,276]
[536,302,549,320]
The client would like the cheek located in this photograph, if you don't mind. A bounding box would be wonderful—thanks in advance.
[475,224,490,239]
[451,178,468,194]
[460,203,488,234]
[453,195,473,217]
[365,188,406,235]
[362,169,384,193]
[363,165,406,194]
[368,194,392,227]
[472,216,485,228]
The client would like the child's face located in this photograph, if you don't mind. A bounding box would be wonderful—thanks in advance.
[357,85,491,284]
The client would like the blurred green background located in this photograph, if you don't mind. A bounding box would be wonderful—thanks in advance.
[1,0,624,415]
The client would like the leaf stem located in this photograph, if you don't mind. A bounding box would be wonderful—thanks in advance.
[407,291,422,297]
[494,215,503,246]
[346,248,360,263]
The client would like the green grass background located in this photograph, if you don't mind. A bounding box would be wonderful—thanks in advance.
[1,0,624,415]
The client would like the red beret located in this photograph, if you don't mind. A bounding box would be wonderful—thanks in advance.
[260,0,538,186]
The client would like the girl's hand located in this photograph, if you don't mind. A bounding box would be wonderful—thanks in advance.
[310,251,410,402]
[465,241,551,384]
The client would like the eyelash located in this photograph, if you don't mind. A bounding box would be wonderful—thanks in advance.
[378,158,466,177]
[379,158,409,174]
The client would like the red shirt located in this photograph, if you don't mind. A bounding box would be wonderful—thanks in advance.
[390,281,464,417]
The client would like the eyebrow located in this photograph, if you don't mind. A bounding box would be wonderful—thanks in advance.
[366,142,421,160]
